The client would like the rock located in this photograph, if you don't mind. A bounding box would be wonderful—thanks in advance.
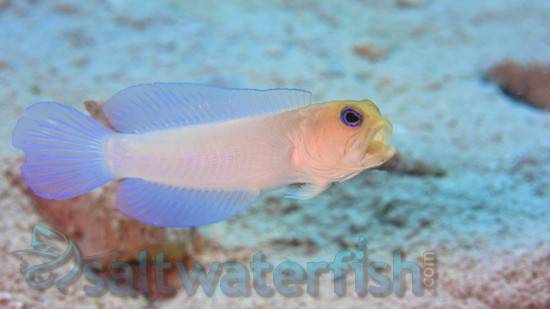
[63,30,95,48]
[0,60,10,70]
[114,15,153,31]
[375,199,408,228]
[396,0,429,8]
[486,61,550,110]
[270,237,319,255]
[378,151,447,177]
[510,144,550,197]
[4,160,196,300]
[0,292,12,305]
[84,100,114,129]
[0,0,10,11]
[53,3,78,15]
[352,43,387,62]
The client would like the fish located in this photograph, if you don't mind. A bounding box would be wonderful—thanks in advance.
[12,83,394,227]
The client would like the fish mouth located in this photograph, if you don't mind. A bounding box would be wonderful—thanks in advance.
[363,120,395,165]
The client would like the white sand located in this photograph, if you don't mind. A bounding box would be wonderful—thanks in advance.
[0,0,548,308]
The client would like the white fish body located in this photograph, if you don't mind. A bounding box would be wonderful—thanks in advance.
[107,111,301,192]
[12,83,394,227]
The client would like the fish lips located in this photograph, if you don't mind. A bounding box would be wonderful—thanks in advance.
[362,121,394,166]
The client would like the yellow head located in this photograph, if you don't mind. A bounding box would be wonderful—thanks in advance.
[292,99,395,182]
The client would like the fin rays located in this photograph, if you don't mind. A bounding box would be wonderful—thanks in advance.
[115,178,258,227]
[103,82,311,133]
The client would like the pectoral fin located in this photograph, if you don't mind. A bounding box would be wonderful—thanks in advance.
[285,182,330,200]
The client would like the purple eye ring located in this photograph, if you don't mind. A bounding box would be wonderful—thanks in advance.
[340,107,363,128]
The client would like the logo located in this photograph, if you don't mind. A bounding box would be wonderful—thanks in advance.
[13,224,437,297]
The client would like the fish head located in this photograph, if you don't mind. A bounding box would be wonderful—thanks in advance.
[297,99,395,181]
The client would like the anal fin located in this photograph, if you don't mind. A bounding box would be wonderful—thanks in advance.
[115,179,258,227]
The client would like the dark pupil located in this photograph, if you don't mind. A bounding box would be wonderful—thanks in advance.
[345,112,360,123]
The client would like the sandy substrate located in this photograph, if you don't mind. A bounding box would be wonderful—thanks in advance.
[0,0,549,308]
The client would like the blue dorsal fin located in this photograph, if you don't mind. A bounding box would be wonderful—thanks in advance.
[115,178,259,227]
[102,82,312,133]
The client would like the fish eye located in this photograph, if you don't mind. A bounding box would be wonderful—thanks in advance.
[340,107,363,128]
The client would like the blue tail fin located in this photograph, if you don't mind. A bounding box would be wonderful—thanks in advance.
[12,102,114,199]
